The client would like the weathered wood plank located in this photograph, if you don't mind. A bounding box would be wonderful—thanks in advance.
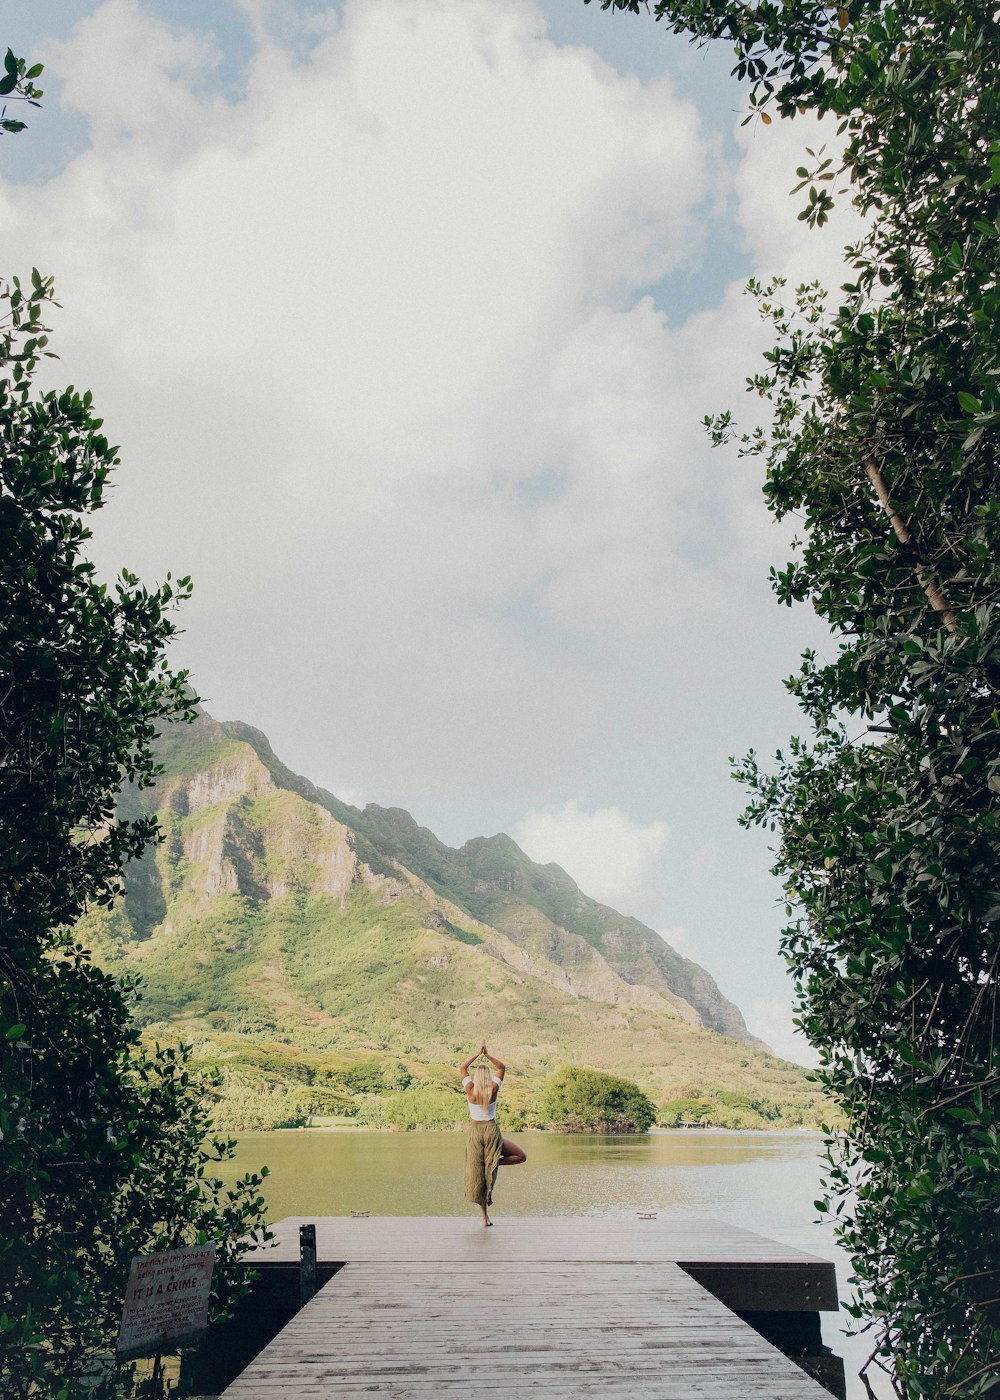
[245,1216,838,1317]
[221,1255,833,1399]
[249,1216,828,1266]
[224,1377,826,1395]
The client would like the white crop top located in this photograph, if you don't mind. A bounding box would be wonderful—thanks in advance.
[462,1075,502,1121]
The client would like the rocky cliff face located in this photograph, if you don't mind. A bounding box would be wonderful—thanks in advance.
[119,716,359,929]
[300,803,760,1045]
[108,710,762,1054]
[453,832,762,1045]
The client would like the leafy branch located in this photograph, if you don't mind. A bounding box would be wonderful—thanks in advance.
[0,48,43,136]
[591,0,1000,1393]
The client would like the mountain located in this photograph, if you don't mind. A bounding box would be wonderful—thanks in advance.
[81,711,826,1129]
[223,718,761,1045]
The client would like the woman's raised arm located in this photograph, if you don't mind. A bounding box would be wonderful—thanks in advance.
[482,1046,505,1081]
[459,1050,478,1078]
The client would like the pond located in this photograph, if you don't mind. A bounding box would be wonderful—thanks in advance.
[222,1128,893,1399]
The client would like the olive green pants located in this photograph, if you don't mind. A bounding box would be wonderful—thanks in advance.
[464,1119,503,1207]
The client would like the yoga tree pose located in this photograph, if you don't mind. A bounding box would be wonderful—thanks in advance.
[459,1044,526,1227]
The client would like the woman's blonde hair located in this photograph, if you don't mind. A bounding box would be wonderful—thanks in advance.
[472,1063,495,1109]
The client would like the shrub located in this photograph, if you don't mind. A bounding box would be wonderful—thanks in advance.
[658,1097,718,1127]
[354,1086,466,1130]
[540,1066,655,1133]
[210,1075,309,1132]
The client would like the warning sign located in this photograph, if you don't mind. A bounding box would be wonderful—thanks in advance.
[116,1245,216,1359]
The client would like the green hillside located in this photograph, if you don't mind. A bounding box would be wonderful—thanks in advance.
[79,711,828,1132]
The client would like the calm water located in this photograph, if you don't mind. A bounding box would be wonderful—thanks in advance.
[224,1129,892,1399]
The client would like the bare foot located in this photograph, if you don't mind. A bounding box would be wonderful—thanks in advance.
[484,1219,493,1228]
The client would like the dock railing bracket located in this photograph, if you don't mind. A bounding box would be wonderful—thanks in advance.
[299,1223,317,1307]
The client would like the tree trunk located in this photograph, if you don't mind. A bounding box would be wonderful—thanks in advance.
[864,457,958,632]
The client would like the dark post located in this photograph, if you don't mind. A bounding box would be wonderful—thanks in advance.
[299,1223,317,1308]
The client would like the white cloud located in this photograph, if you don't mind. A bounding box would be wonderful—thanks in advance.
[3,0,738,798]
[50,0,225,156]
[746,996,819,1069]
[735,110,867,286]
[12,3,716,596]
[514,801,669,916]
[2,0,863,1049]
[657,923,698,961]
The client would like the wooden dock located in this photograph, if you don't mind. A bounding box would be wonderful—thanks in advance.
[217,1217,840,1398]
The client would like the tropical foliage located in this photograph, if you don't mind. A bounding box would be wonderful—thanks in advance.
[165,1026,819,1132]
[0,268,270,1397]
[77,710,831,1132]
[208,1075,310,1133]
[539,1067,656,1133]
[658,1085,806,1128]
[593,0,1000,1391]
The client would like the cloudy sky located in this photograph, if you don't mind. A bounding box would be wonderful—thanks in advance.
[2,0,859,1062]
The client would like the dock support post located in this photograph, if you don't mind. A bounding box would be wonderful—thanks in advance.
[299,1223,317,1307]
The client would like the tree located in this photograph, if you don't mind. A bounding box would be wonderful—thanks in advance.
[540,1066,656,1132]
[0,273,270,1396]
[589,1,999,1392]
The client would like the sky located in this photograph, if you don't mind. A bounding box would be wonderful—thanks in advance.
[1,0,863,1064]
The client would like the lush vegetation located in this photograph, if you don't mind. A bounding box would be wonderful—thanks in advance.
[595,0,1000,1391]
[659,1084,811,1129]
[0,212,269,1394]
[315,795,756,1043]
[179,1043,810,1133]
[79,710,831,1134]
[354,1087,470,1131]
[536,1067,656,1133]
[208,1075,310,1133]
[159,1031,819,1134]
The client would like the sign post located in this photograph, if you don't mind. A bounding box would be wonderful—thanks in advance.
[299,1223,317,1306]
[116,1245,216,1361]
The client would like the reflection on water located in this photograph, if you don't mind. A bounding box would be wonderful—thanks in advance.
[223,1128,892,1400]
[227,1127,823,1221]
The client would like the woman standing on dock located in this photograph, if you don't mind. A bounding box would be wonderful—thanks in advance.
[460,1044,526,1226]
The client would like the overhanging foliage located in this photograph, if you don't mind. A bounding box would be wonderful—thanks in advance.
[591,1,1000,1393]
[0,271,271,1398]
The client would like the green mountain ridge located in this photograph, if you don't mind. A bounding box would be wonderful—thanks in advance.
[81,711,827,1129]
[222,718,761,1044]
